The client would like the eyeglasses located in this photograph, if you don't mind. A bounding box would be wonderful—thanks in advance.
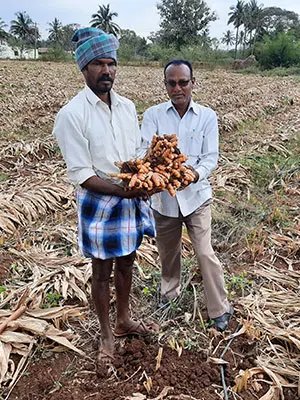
[164,79,191,88]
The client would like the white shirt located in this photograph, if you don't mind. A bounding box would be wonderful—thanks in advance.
[53,86,140,185]
[140,100,219,217]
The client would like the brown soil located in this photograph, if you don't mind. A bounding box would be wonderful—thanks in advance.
[7,338,231,399]
[5,319,285,400]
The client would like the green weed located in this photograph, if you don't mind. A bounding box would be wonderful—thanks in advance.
[10,263,19,272]
[266,203,292,228]
[183,336,203,350]
[0,173,9,182]
[244,225,268,260]
[226,272,253,297]
[43,291,63,308]
[142,285,157,297]
[0,286,6,295]
[241,152,299,191]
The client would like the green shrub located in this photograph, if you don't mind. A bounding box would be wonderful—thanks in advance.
[255,32,300,69]
[261,66,300,77]
[146,44,235,69]
[40,46,73,62]
[147,44,180,63]
[118,44,137,61]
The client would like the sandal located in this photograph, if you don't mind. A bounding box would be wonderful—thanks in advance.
[114,320,159,337]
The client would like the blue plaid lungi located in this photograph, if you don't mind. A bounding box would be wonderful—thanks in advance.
[76,187,155,260]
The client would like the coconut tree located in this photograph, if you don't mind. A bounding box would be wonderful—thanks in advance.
[228,0,245,59]
[10,11,39,57]
[0,18,8,42]
[200,30,212,50]
[48,17,63,45]
[221,30,235,50]
[244,0,264,54]
[238,29,246,55]
[90,4,121,37]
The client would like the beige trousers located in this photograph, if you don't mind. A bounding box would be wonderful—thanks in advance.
[154,204,230,318]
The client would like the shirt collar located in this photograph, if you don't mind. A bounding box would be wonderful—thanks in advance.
[84,85,124,108]
[166,99,199,115]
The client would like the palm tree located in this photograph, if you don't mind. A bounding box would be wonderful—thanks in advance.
[200,30,211,50]
[243,0,264,54]
[90,4,121,37]
[0,17,8,42]
[228,0,245,59]
[48,17,63,45]
[221,30,235,50]
[238,30,245,54]
[248,0,264,54]
[10,11,38,57]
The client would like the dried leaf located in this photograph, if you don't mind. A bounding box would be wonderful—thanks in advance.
[208,357,229,365]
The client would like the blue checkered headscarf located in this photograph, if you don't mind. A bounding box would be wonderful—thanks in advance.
[72,27,119,70]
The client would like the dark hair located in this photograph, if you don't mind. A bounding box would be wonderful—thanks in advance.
[164,59,193,79]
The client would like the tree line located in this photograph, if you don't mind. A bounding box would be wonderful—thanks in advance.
[1,0,300,69]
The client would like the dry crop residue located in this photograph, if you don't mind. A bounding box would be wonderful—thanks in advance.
[0,60,299,400]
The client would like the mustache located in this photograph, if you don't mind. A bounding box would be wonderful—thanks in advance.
[97,76,113,83]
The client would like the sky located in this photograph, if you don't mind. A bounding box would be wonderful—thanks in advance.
[1,0,300,41]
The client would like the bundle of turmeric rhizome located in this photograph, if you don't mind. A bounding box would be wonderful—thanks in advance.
[112,134,196,196]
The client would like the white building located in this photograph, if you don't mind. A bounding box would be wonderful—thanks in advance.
[0,40,38,59]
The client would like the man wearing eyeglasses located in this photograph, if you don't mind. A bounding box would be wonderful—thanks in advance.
[141,59,233,332]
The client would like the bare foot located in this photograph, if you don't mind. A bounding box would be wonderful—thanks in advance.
[96,338,115,377]
[114,319,159,337]
[97,337,114,363]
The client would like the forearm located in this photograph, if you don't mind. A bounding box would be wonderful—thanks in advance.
[81,175,124,196]
[194,151,218,181]
[81,175,148,199]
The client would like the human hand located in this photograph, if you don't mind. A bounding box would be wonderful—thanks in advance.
[186,166,199,183]
[146,187,164,197]
[116,186,150,200]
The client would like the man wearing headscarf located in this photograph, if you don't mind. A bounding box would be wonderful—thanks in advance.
[53,27,158,367]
